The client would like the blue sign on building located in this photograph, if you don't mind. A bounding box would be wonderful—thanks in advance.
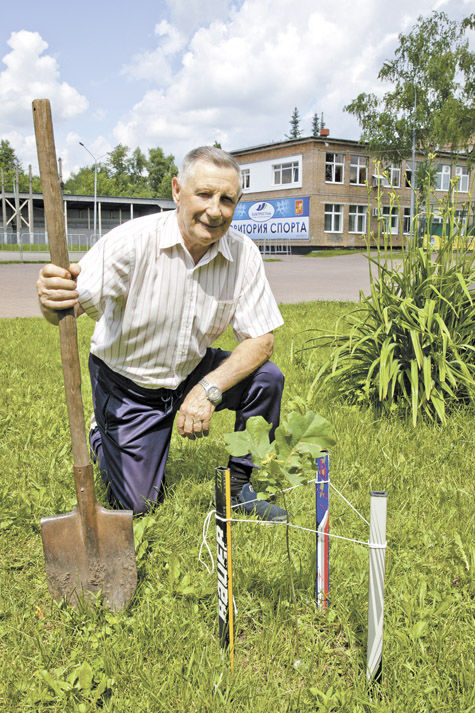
[231,197,310,240]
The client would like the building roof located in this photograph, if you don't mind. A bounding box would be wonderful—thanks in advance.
[230,135,368,157]
[0,191,175,210]
[231,134,470,161]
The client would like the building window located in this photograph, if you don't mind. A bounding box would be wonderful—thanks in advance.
[350,155,367,185]
[436,164,450,191]
[455,209,469,234]
[241,168,250,190]
[404,161,420,188]
[455,166,469,193]
[382,206,399,234]
[325,153,344,183]
[382,164,401,188]
[349,205,367,233]
[324,204,343,232]
[273,161,299,185]
[403,207,411,234]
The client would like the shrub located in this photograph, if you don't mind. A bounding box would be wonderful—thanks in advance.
[299,172,475,425]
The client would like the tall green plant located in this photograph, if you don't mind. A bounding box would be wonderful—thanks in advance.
[298,170,475,426]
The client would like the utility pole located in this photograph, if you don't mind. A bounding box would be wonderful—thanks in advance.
[79,142,100,242]
[410,86,416,240]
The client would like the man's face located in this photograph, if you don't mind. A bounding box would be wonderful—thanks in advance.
[172,160,241,256]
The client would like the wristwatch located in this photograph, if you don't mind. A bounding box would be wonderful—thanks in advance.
[199,378,223,406]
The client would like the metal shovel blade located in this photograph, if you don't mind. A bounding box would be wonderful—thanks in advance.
[41,503,137,611]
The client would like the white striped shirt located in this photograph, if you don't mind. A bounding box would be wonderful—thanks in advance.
[77,210,284,389]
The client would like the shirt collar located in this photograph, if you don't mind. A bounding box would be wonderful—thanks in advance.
[160,210,234,263]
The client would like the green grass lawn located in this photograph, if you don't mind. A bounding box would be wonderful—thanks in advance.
[0,304,473,712]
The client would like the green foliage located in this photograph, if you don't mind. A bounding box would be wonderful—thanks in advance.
[64,143,178,199]
[298,175,475,426]
[31,658,114,709]
[0,139,21,172]
[224,412,335,492]
[311,113,320,137]
[345,11,475,161]
[286,107,302,140]
[147,147,177,199]
[0,139,41,192]
[0,309,474,711]
[2,136,178,199]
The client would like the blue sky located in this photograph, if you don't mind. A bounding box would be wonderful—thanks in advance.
[1,0,473,177]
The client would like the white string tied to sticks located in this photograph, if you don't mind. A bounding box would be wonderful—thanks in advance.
[199,509,217,575]
[198,477,386,575]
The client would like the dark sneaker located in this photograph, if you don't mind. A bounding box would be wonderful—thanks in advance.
[232,483,287,522]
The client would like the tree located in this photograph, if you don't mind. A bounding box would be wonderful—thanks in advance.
[0,139,21,173]
[344,11,475,163]
[64,144,177,199]
[0,139,41,192]
[147,147,178,198]
[286,107,302,139]
[311,113,320,137]
[63,165,116,197]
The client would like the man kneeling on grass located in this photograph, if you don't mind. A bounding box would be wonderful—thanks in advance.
[36,146,286,520]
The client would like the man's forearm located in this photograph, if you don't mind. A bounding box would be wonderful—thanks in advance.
[204,332,274,393]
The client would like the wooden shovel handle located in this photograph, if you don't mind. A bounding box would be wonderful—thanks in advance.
[32,99,90,468]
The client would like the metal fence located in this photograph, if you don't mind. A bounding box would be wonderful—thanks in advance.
[256,238,292,256]
[0,230,100,253]
[1,230,294,257]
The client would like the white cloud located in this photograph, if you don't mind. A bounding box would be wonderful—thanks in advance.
[114,0,473,164]
[2,1,471,176]
[0,30,88,132]
[165,0,234,37]
[123,20,186,84]
[114,0,387,158]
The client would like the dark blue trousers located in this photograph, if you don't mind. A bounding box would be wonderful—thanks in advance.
[89,350,284,514]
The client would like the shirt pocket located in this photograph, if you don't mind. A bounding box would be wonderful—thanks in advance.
[201,299,235,342]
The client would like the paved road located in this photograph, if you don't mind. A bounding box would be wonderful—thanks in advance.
[0,253,374,318]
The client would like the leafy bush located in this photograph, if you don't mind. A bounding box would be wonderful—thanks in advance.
[299,175,475,425]
[224,412,335,493]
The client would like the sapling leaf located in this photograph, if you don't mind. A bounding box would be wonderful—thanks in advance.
[296,442,329,458]
[224,415,273,464]
[225,410,335,492]
[276,411,335,459]
[281,471,304,487]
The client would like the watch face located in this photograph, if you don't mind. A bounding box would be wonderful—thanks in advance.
[208,386,221,401]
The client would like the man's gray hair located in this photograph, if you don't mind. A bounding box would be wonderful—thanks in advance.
[177,146,241,185]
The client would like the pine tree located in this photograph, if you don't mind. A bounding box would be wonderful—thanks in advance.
[311,113,320,137]
[286,107,302,139]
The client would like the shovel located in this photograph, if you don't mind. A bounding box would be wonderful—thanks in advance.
[32,99,137,610]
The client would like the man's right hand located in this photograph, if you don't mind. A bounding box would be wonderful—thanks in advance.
[36,263,83,323]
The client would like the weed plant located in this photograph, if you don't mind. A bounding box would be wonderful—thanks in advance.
[297,178,475,426]
[0,307,474,712]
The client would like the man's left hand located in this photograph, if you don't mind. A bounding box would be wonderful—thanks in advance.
[176,385,215,439]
